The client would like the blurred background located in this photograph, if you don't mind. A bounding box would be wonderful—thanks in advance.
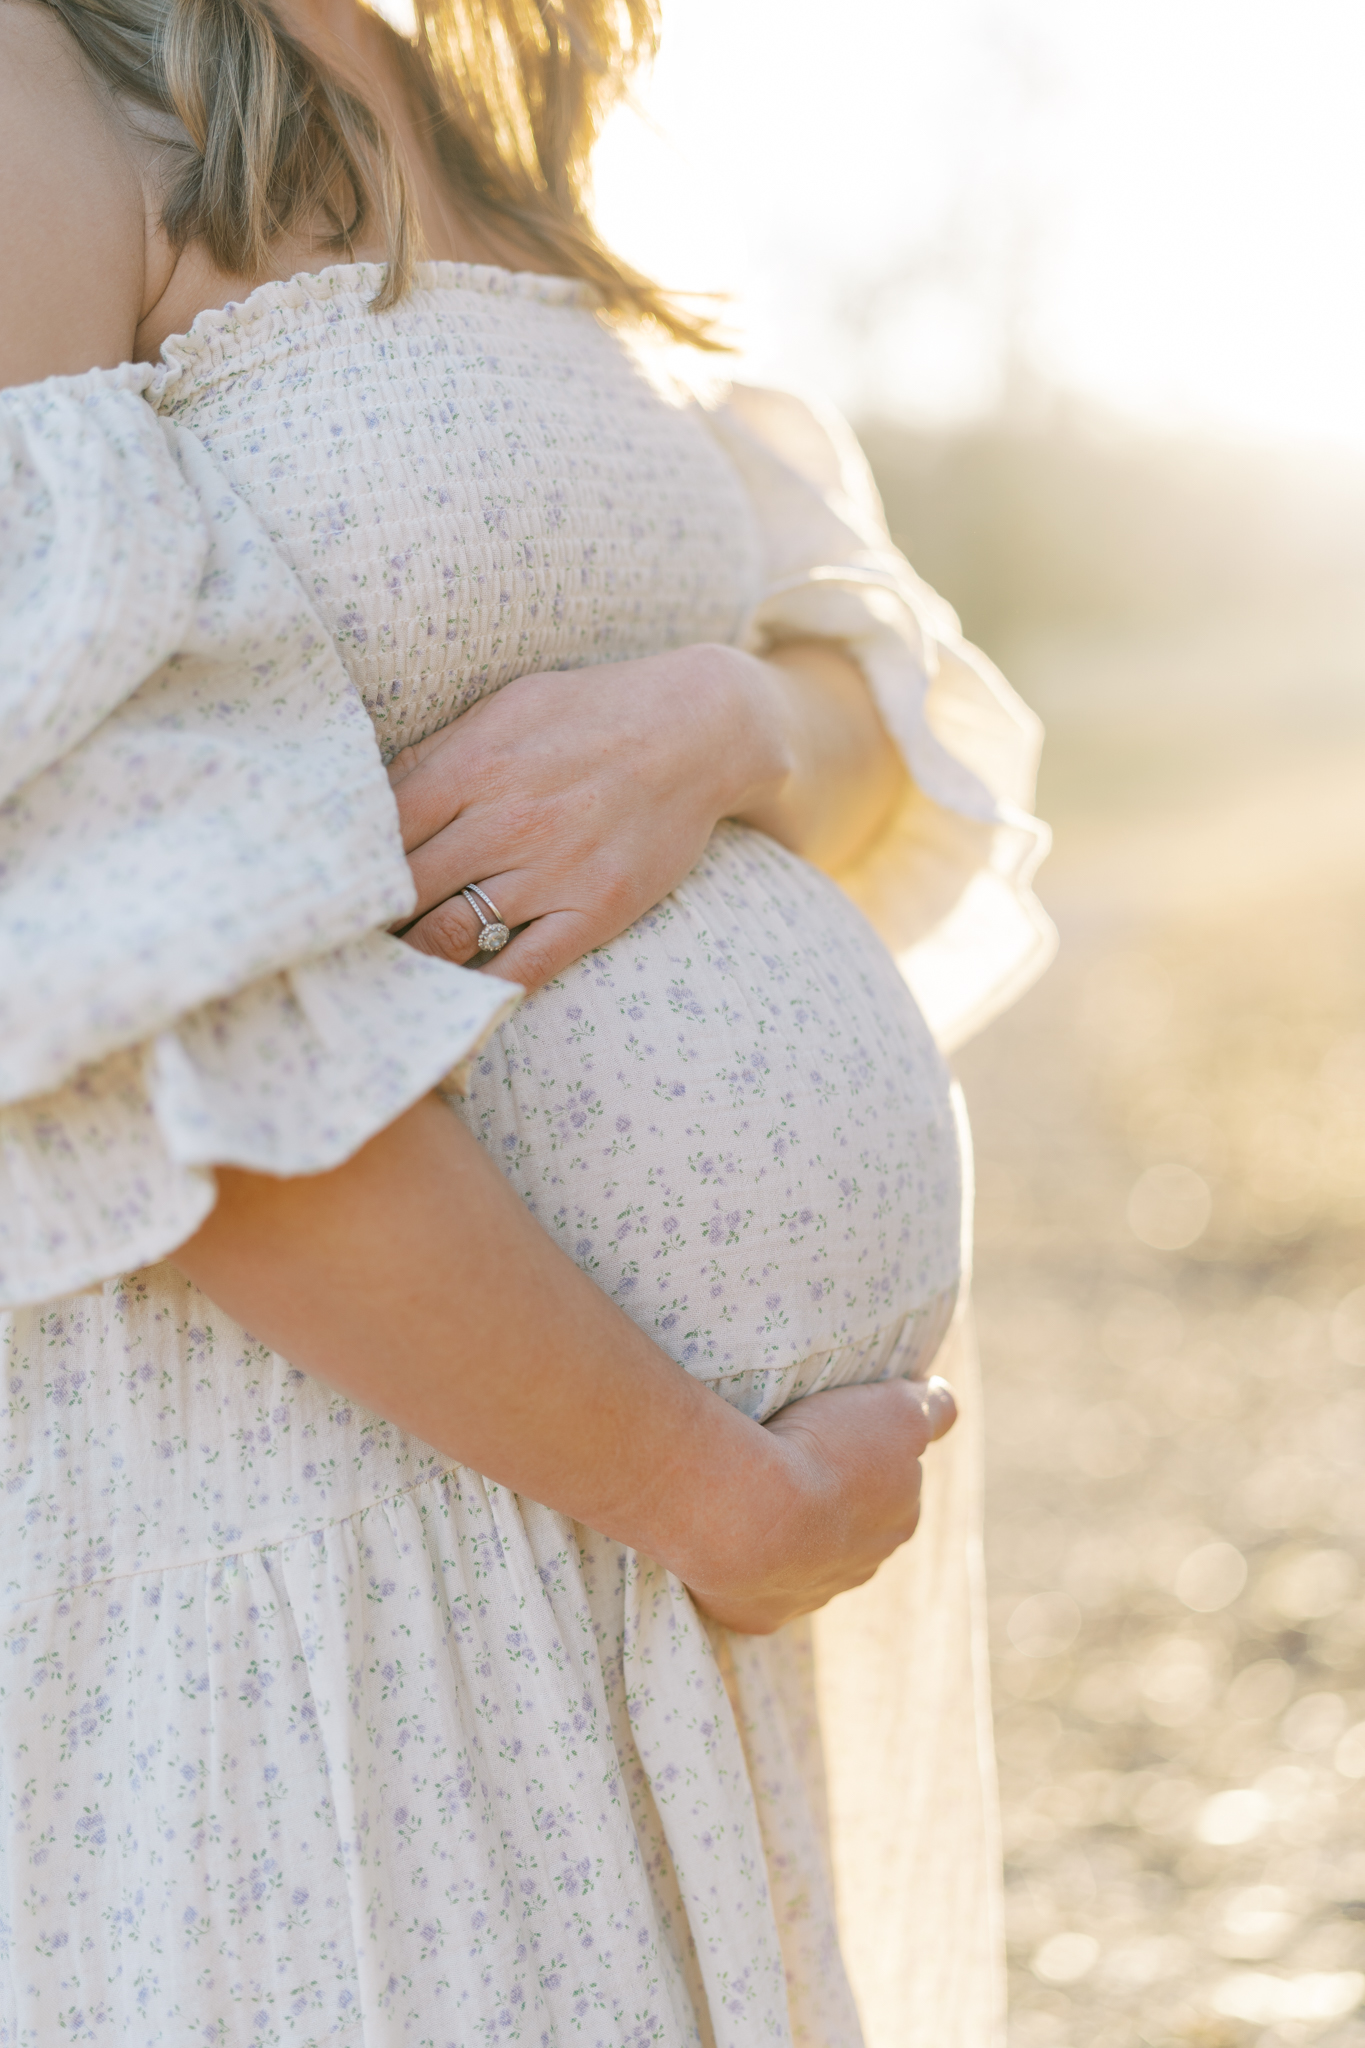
[593,5,1365,2043]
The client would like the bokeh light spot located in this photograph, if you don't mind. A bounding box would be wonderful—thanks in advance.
[1281,1692,1347,1754]
[1174,1540,1247,1614]
[1031,1931,1099,1985]
[1211,1971,1365,2026]
[1259,1548,1357,1623]
[1330,1285,1365,1367]
[1127,1164,1211,1250]
[1197,1789,1271,1846]
[1334,1721,1365,1780]
[1226,1659,1294,1722]
[1007,1592,1083,1659]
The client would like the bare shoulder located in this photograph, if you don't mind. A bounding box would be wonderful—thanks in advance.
[0,1,147,388]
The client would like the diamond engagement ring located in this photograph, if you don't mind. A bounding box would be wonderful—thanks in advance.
[461,884,511,955]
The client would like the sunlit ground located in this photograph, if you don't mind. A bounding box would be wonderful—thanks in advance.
[870,420,1365,2046]
[965,790,1365,2048]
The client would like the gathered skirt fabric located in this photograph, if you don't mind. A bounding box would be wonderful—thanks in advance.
[0,1258,998,2048]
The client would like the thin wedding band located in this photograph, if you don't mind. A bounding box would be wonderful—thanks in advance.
[461,884,511,955]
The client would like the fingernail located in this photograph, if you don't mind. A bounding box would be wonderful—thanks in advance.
[924,1375,957,1436]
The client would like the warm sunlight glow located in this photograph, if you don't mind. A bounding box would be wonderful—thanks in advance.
[592,0,1365,449]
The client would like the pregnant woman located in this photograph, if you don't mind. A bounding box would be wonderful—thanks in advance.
[0,0,1052,2041]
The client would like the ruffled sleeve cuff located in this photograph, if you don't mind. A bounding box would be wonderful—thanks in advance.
[0,934,519,1310]
[701,383,1056,1051]
[0,367,426,1102]
[0,368,522,1308]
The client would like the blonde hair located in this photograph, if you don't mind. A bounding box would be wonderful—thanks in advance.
[45,0,717,340]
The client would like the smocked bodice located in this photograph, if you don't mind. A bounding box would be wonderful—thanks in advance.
[151,263,762,756]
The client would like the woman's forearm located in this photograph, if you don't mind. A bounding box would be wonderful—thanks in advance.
[173,1095,764,1571]
[733,640,909,874]
[171,1094,950,1633]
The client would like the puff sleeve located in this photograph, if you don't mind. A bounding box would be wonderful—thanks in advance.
[702,383,1055,1052]
[0,368,519,1308]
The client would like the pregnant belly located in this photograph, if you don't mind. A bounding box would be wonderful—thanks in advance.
[451,821,962,1416]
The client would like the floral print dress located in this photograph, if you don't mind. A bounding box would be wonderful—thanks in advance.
[0,266,1052,2048]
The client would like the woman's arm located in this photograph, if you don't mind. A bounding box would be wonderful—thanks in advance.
[391,639,906,990]
[739,638,909,871]
[174,1092,952,1635]
[0,4,149,384]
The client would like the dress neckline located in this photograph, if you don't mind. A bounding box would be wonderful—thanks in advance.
[152,259,596,392]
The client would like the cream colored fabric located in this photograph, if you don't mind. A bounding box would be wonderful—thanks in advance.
[0,265,1043,2046]
[0,364,519,1303]
[702,384,1054,1051]
[815,1310,1004,2048]
[814,1096,1005,2048]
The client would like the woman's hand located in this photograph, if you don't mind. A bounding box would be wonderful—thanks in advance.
[388,637,908,993]
[388,644,786,991]
[173,1094,953,1637]
[679,1376,958,1635]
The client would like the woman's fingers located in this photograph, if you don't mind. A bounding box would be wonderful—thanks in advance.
[401,874,521,966]
[475,908,599,991]
[402,810,518,911]
[402,798,571,918]
[867,1373,956,1448]
[398,878,598,993]
[682,1373,961,1634]
[400,893,485,965]
[387,729,470,852]
[917,1374,958,1442]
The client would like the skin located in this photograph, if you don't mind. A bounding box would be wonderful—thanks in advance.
[390,639,909,989]
[2,0,954,1633]
[177,1097,956,1635]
